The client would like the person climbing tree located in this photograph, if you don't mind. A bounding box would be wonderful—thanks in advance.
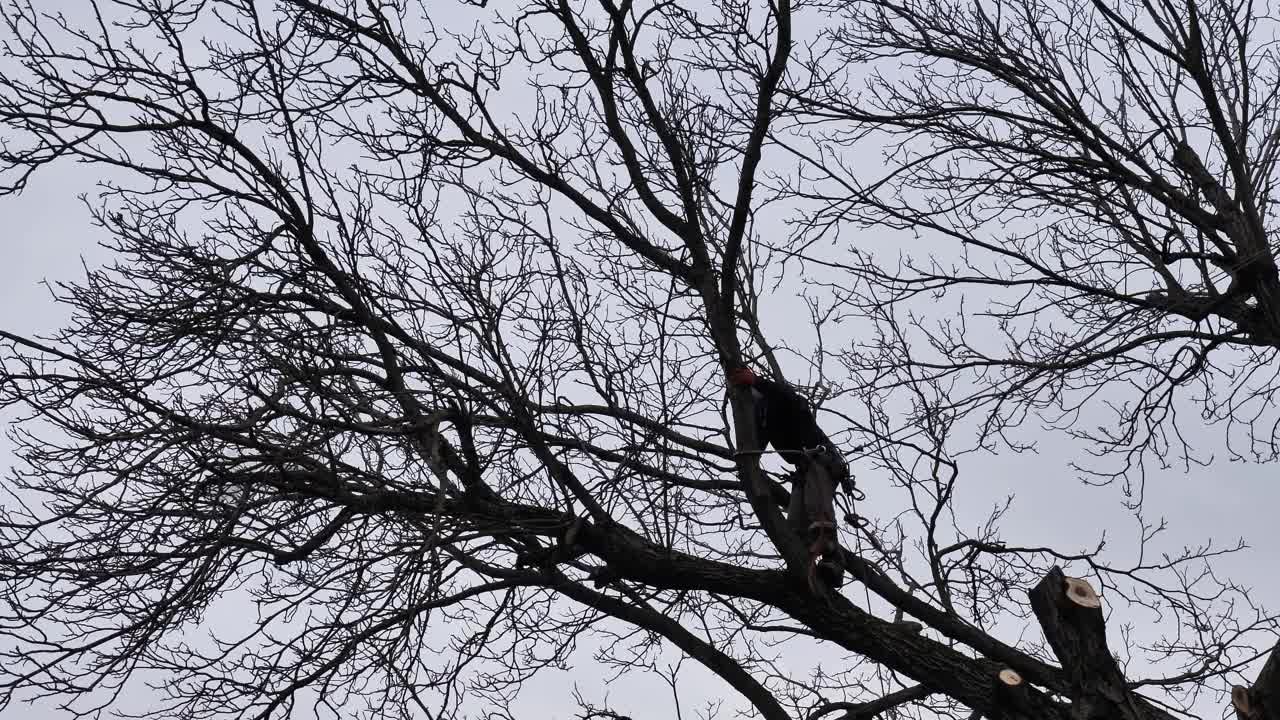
[727,366,853,591]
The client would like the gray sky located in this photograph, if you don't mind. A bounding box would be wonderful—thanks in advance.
[2,1,1279,719]
[7,140,1277,720]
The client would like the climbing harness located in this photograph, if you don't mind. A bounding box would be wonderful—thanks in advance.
[734,440,860,593]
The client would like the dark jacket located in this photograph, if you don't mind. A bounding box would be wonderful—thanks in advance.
[749,377,836,466]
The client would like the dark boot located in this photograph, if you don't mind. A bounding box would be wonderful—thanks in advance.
[806,520,843,591]
[816,555,845,589]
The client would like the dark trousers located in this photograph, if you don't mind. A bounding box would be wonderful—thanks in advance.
[786,449,847,554]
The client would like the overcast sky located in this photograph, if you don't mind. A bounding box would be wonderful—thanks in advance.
[7,139,1277,720]
[3,2,1279,719]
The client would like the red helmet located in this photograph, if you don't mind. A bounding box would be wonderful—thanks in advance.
[727,366,758,386]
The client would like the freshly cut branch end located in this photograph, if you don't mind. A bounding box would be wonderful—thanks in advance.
[998,669,1023,687]
[1063,577,1101,609]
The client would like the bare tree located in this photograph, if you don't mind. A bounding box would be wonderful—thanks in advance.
[0,2,1275,720]
[782,0,1280,486]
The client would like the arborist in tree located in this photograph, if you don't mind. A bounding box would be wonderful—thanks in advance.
[727,366,855,591]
